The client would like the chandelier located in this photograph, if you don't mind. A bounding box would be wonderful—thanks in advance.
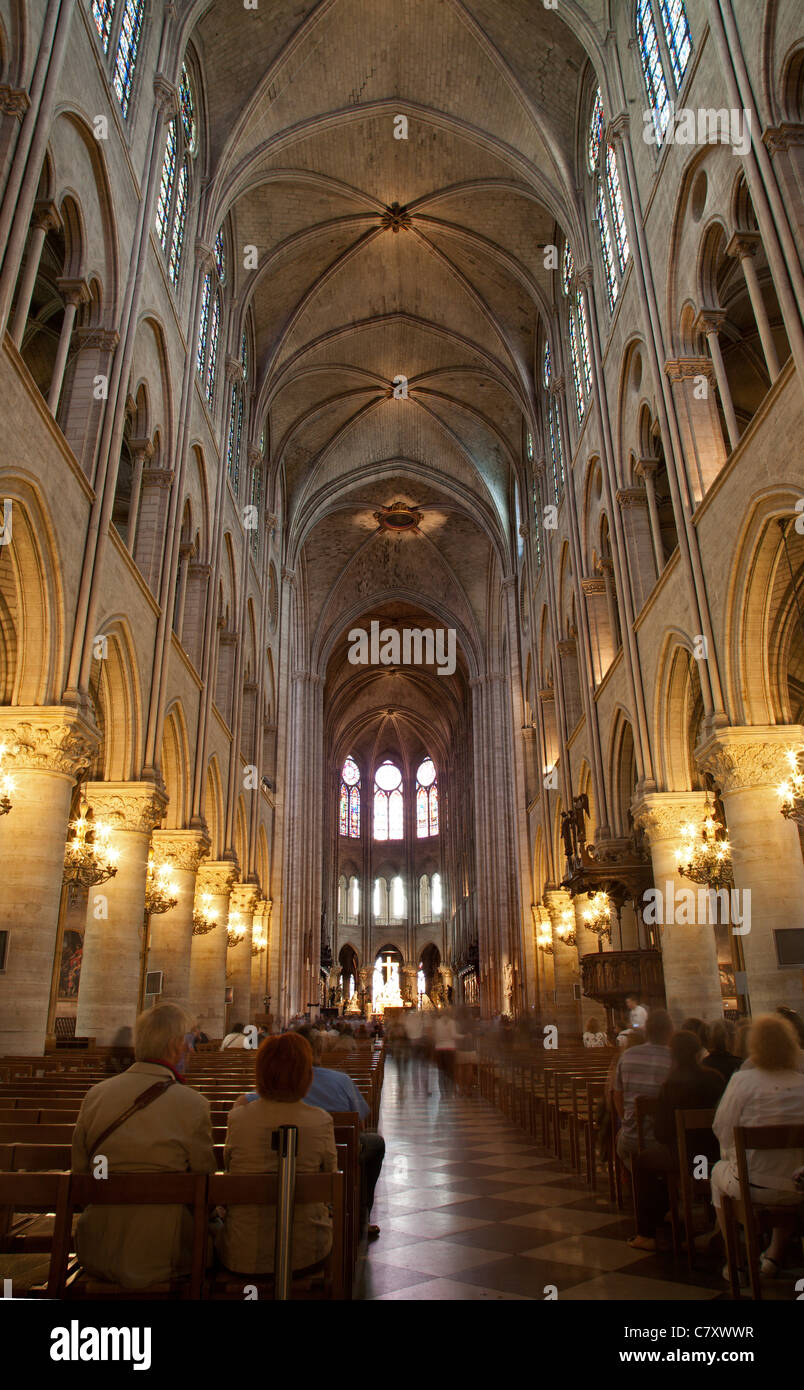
[536,919,553,955]
[674,798,733,888]
[778,747,804,826]
[251,925,267,957]
[226,912,245,949]
[145,849,179,915]
[192,891,218,936]
[0,744,14,815]
[582,892,612,940]
[63,795,119,890]
[557,907,577,947]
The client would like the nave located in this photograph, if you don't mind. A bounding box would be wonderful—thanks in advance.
[357,1058,789,1303]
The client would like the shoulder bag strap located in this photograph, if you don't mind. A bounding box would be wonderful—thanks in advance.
[87,1078,175,1162]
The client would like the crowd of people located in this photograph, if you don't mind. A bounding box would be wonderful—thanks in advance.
[589,998,804,1283]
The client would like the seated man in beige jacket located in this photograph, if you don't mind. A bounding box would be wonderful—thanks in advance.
[71,1003,215,1290]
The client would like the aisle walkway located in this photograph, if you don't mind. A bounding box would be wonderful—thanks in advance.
[356,1059,725,1301]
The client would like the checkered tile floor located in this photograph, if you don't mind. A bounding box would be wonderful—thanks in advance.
[355,1059,766,1301]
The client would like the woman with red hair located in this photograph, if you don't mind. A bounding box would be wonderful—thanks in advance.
[216,1032,337,1274]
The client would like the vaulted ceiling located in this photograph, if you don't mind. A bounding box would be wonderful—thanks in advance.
[184,0,601,700]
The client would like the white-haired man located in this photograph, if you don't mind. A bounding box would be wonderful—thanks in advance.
[72,1003,215,1289]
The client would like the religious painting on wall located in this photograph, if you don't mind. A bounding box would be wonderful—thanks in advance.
[58,928,84,1000]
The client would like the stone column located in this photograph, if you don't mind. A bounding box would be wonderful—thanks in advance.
[581,575,613,684]
[147,829,210,1012]
[125,437,154,555]
[228,882,259,1024]
[402,961,418,1006]
[0,710,99,1054]
[635,458,664,573]
[10,199,60,346]
[76,782,167,1045]
[726,232,781,382]
[250,898,271,1017]
[695,310,741,452]
[188,861,238,1037]
[763,125,804,265]
[49,278,89,415]
[544,889,580,1034]
[617,486,656,611]
[133,466,174,595]
[698,727,804,1014]
[664,357,726,501]
[632,792,723,1022]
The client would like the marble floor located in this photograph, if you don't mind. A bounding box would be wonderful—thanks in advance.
[355,1059,797,1302]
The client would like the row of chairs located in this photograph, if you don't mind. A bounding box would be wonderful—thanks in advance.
[0,1168,346,1299]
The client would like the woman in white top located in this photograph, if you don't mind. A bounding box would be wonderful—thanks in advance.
[711,1014,804,1279]
[221,1022,249,1049]
[583,1017,608,1048]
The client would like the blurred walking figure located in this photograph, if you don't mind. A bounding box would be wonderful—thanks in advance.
[434,1010,458,1097]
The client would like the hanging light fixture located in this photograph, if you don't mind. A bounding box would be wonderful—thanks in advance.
[674,797,733,889]
[145,848,179,915]
[251,925,267,958]
[536,920,553,955]
[0,744,14,815]
[778,746,804,826]
[582,891,612,940]
[192,891,218,936]
[557,906,577,947]
[226,912,245,949]
[63,793,119,891]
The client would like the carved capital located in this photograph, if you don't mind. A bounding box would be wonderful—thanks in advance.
[195,239,215,273]
[665,356,716,383]
[32,199,61,234]
[153,74,178,118]
[725,231,760,262]
[225,354,245,386]
[84,781,168,835]
[695,726,804,794]
[695,307,727,337]
[72,327,120,353]
[0,85,30,117]
[632,791,708,843]
[606,112,630,143]
[247,444,262,468]
[617,486,648,509]
[281,566,295,586]
[56,278,90,309]
[581,575,606,597]
[635,456,659,480]
[763,123,804,155]
[575,262,594,289]
[197,861,240,896]
[230,882,260,915]
[0,709,99,777]
[557,638,576,657]
[141,467,174,490]
[151,828,210,872]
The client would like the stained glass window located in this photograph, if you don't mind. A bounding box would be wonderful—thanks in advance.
[155,120,177,250]
[92,0,115,52]
[205,292,220,403]
[179,63,196,151]
[168,160,187,284]
[374,761,403,841]
[587,87,604,173]
[562,241,574,296]
[543,341,552,389]
[339,756,361,838]
[548,399,564,500]
[526,429,534,462]
[215,228,226,284]
[596,178,618,311]
[112,0,145,117]
[659,0,692,90]
[533,482,542,569]
[606,145,630,273]
[568,309,583,422]
[638,0,672,144]
[416,758,438,838]
[577,292,593,399]
[155,65,195,286]
[196,274,210,376]
[250,464,262,558]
